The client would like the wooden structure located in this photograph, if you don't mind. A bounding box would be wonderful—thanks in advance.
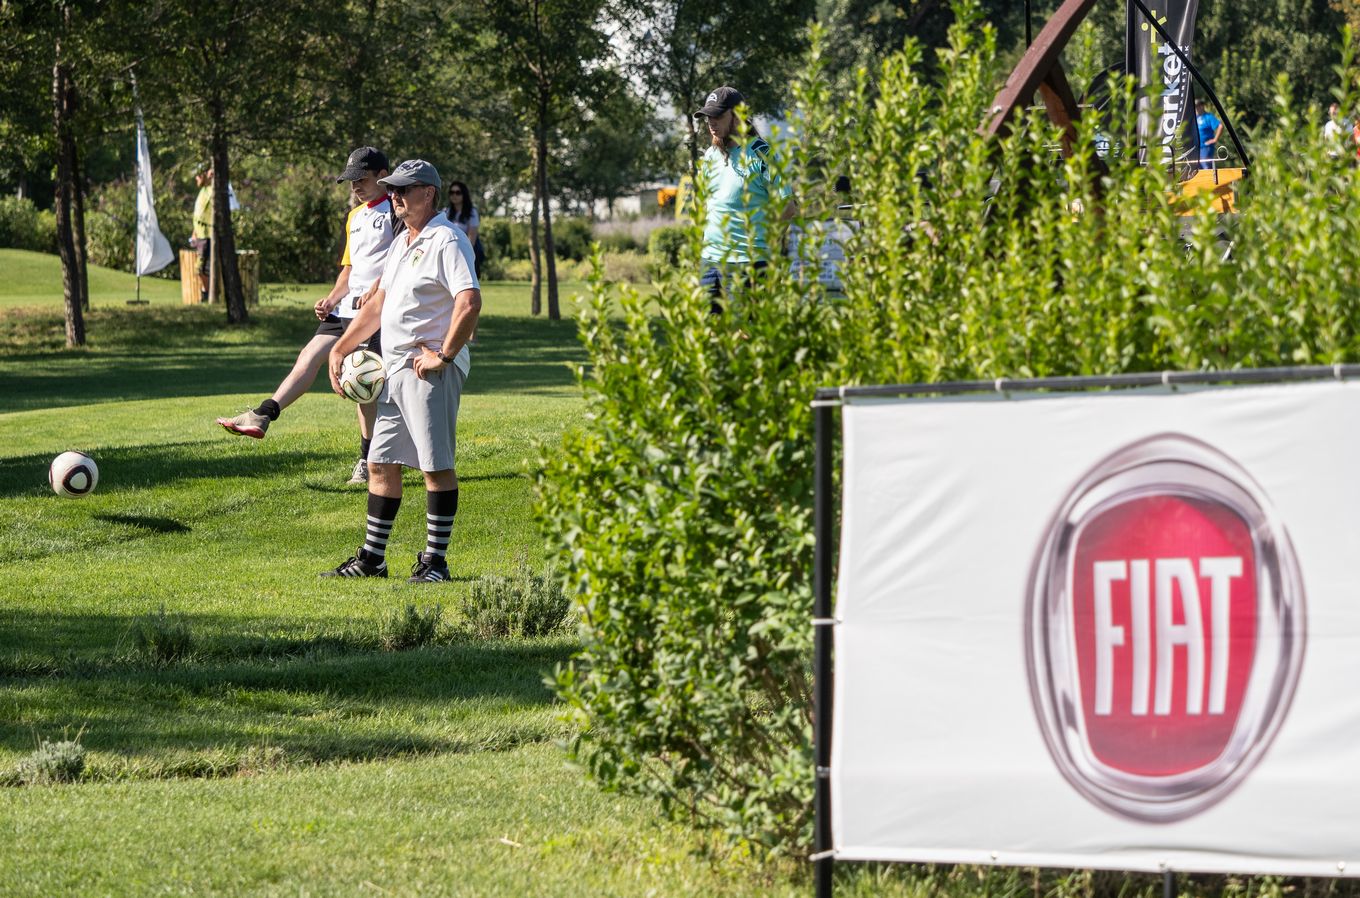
[178,248,259,306]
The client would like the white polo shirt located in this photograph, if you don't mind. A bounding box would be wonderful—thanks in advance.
[338,197,395,318]
[378,211,478,377]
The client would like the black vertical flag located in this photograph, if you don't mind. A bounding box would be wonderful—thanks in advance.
[1129,0,1201,179]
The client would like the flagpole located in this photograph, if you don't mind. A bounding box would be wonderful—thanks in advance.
[130,71,145,305]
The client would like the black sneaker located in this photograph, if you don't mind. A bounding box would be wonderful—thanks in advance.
[321,549,387,578]
[408,551,451,583]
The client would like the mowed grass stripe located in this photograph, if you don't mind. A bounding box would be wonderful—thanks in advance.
[0,743,830,898]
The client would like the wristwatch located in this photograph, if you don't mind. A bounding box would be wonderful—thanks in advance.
[436,350,455,364]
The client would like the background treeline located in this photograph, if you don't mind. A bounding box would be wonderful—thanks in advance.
[0,0,1350,341]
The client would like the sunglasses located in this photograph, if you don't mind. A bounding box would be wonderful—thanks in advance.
[449,189,463,195]
[389,184,430,197]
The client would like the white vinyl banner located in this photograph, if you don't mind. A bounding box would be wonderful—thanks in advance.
[832,380,1360,877]
[134,109,173,277]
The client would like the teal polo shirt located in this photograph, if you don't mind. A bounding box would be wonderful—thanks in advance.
[700,137,786,264]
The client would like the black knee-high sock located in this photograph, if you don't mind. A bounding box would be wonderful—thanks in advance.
[359,436,372,460]
[362,492,401,561]
[255,399,282,421]
[425,489,458,558]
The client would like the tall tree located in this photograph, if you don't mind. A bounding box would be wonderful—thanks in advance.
[618,0,815,173]
[472,0,610,319]
[131,0,343,324]
[52,15,86,347]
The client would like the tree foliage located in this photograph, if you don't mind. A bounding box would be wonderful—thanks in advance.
[618,0,816,171]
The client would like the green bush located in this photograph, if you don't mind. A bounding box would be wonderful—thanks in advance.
[234,163,349,282]
[16,738,86,786]
[538,4,1360,854]
[461,559,570,638]
[596,230,643,254]
[646,225,687,271]
[0,195,57,253]
[480,216,530,263]
[551,217,594,262]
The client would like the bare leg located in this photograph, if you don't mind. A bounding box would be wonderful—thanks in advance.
[358,399,376,440]
[422,469,457,492]
[369,463,403,499]
[270,334,339,411]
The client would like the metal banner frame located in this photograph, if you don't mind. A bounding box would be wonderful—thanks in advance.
[810,364,1360,898]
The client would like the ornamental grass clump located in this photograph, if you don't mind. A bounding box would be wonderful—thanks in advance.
[539,0,1360,853]
[16,738,86,786]
[462,560,570,639]
[130,606,195,664]
[378,603,444,651]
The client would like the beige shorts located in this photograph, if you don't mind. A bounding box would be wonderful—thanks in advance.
[368,362,465,472]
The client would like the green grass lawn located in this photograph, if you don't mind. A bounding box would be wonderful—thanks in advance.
[0,263,846,897]
[0,251,1197,897]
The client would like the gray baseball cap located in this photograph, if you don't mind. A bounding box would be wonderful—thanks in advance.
[379,159,441,190]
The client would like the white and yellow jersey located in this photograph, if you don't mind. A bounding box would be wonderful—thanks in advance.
[338,197,395,318]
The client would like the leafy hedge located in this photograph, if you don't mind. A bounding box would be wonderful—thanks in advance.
[0,196,57,254]
[537,0,1360,854]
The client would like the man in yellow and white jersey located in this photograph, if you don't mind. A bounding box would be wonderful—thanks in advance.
[216,147,395,485]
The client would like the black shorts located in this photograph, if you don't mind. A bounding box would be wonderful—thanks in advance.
[316,315,381,354]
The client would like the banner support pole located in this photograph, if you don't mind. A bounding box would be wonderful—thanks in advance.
[1163,868,1174,898]
[814,398,836,898]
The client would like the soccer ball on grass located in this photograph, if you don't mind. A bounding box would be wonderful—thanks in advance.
[49,451,98,498]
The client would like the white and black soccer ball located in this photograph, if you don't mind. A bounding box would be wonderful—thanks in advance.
[339,350,386,404]
[49,451,98,498]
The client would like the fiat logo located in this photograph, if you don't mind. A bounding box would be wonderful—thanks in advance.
[1026,434,1306,822]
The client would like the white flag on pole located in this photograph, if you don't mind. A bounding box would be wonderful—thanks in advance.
[134,107,173,277]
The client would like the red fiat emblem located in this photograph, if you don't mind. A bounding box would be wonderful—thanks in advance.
[1027,434,1305,822]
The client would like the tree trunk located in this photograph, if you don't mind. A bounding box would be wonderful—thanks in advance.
[52,42,85,348]
[209,119,247,324]
[528,150,543,317]
[537,91,560,321]
[73,147,89,311]
[686,111,701,177]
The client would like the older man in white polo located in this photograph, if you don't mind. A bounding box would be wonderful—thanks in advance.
[322,159,481,583]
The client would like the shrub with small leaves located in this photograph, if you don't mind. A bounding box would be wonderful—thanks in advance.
[646,224,688,271]
[538,0,1360,856]
[378,604,444,651]
[16,738,86,786]
[461,560,570,639]
[130,606,195,664]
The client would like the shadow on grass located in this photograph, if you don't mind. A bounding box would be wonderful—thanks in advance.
[0,614,573,772]
[0,307,584,414]
[93,513,192,534]
[0,441,316,499]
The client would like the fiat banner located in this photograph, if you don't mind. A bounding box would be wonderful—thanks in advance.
[831,380,1360,876]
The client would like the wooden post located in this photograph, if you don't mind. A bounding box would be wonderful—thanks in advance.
[236,249,260,306]
[179,249,200,304]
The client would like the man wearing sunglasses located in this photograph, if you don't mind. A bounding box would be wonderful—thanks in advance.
[322,159,481,583]
[216,146,393,485]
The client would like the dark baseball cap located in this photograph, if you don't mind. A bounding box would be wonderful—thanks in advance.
[378,159,441,190]
[693,86,744,119]
[336,147,390,183]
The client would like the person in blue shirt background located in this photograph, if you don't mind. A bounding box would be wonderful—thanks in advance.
[1196,99,1223,169]
[693,85,791,313]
